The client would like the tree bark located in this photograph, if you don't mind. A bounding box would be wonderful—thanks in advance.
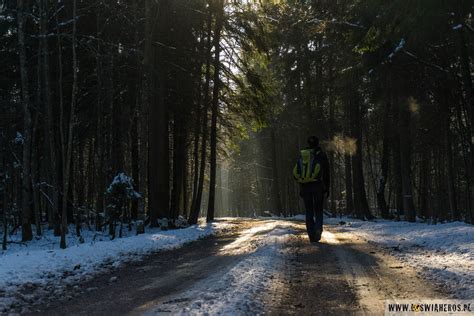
[189,26,206,219]
[344,155,354,216]
[344,97,354,216]
[189,5,213,225]
[60,0,78,248]
[137,0,151,224]
[31,116,42,236]
[207,0,224,222]
[378,86,392,219]
[190,92,202,216]
[398,96,416,222]
[17,0,33,242]
[131,109,139,220]
[419,148,432,219]
[457,28,473,223]
[351,100,373,220]
[148,0,171,225]
[442,87,459,221]
[348,75,373,220]
[171,120,184,221]
[327,65,336,214]
[39,0,58,229]
[270,128,283,214]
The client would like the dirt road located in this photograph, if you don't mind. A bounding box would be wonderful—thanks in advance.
[36,219,443,315]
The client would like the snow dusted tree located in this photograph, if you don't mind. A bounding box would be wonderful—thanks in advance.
[105,173,141,239]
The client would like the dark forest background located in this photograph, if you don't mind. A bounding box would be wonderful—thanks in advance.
[0,0,472,248]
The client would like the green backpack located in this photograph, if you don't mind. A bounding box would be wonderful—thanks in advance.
[293,149,321,184]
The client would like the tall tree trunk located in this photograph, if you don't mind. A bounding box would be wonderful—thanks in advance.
[190,58,204,217]
[420,148,433,219]
[442,87,459,221]
[327,65,336,214]
[137,1,151,224]
[344,156,354,216]
[457,26,473,223]
[189,21,207,217]
[398,96,416,222]
[189,5,213,225]
[457,27,474,155]
[40,0,58,229]
[60,0,78,248]
[171,120,183,221]
[94,10,107,230]
[344,96,354,216]
[149,0,171,225]
[270,128,283,214]
[32,33,42,236]
[110,58,122,175]
[190,97,202,216]
[207,0,224,222]
[182,145,189,217]
[2,155,7,249]
[131,109,139,220]
[356,153,372,218]
[17,0,33,242]
[391,94,403,220]
[445,134,458,220]
[378,87,392,219]
[86,138,95,226]
[31,116,42,236]
[349,77,373,220]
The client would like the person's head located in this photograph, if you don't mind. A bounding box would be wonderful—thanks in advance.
[307,136,319,148]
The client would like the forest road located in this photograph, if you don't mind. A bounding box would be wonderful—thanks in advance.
[37,219,444,316]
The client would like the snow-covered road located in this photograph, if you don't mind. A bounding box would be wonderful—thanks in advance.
[3,218,471,315]
[142,221,298,315]
[326,218,474,300]
[35,218,459,315]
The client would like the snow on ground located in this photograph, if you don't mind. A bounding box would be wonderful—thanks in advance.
[146,220,297,315]
[325,217,474,299]
[0,221,234,312]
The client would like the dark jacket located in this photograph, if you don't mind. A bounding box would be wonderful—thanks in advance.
[299,146,330,194]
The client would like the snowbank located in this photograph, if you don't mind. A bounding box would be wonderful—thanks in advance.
[0,221,234,312]
[326,218,474,299]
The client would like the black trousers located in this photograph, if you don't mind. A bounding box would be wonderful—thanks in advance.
[300,183,324,239]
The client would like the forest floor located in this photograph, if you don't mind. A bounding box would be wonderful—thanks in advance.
[23,218,461,315]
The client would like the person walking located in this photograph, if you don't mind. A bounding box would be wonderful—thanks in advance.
[293,136,330,242]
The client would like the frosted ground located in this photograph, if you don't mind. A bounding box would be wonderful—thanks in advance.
[0,221,234,312]
[0,216,472,313]
[325,217,474,299]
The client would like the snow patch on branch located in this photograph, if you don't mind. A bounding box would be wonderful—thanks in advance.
[106,172,141,199]
[388,38,405,59]
[14,132,24,145]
